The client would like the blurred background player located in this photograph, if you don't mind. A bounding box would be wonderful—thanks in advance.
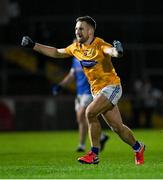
[52,56,109,152]
[131,77,162,128]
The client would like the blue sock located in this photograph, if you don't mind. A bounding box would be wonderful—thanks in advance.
[132,141,141,151]
[91,147,99,155]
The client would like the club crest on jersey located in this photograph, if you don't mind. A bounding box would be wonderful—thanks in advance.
[80,60,98,68]
[83,49,96,57]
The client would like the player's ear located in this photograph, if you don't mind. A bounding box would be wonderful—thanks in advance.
[88,27,94,36]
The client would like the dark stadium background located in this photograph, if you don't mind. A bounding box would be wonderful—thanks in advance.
[0,0,163,131]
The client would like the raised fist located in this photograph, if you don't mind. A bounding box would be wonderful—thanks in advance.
[21,36,35,48]
[113,40,123,55]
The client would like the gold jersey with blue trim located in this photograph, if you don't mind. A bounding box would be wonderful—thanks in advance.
[65,37,121,95]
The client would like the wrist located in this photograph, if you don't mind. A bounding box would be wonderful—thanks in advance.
[30,41,36,49]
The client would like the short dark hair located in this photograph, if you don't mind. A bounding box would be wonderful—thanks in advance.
[76,16,96,30]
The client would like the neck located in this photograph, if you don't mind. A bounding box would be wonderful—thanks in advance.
[84,36,95,45]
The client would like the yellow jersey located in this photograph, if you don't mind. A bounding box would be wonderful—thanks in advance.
[65,37,121,95]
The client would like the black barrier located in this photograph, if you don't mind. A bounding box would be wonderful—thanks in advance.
[0,95,163,131]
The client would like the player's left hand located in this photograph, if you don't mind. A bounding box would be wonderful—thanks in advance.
[113,40,123,56]
[21,36,35,48]
[52,84,62,95]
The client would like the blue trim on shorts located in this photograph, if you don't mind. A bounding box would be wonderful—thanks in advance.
[109,86,120,102]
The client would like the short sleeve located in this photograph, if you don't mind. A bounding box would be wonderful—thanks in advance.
[65,44,74,56]
[101,41,113,52]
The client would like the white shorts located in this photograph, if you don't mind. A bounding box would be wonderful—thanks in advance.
[93,85,122,105]
[75,94,93,111]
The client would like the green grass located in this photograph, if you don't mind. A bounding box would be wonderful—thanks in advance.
[0,129,163,179]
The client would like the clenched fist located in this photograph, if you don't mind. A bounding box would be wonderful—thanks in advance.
[21,36,35,48]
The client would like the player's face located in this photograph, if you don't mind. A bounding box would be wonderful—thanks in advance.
[75,21,90,43]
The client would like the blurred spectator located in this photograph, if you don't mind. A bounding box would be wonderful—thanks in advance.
[141,78,162,128]
[131,77,162,128]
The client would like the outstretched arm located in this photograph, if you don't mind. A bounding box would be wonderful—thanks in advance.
[34,43,70,58]
[21,36,70,59]
[103,40,123,58]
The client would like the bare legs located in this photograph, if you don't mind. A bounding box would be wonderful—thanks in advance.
[102,106,136,146]
[86,94,136,148]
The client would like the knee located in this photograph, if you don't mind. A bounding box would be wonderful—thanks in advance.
[76,109,87,124]
[85,107,97,122]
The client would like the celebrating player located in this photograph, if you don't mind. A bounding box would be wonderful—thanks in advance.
[52,56,109,152]
[21,15,145,165]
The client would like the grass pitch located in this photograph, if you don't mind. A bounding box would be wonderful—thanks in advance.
[0,129,163,179]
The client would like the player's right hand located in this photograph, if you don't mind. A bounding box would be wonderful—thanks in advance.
[21,36,35,48]
[52,84,62,95]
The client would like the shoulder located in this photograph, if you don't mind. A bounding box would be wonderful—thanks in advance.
[95,37,112,48]
[65,42,77,55]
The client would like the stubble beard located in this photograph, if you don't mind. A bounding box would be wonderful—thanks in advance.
[76,35,89,44]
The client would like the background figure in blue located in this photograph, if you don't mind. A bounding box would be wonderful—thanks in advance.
[52,57,109,152]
